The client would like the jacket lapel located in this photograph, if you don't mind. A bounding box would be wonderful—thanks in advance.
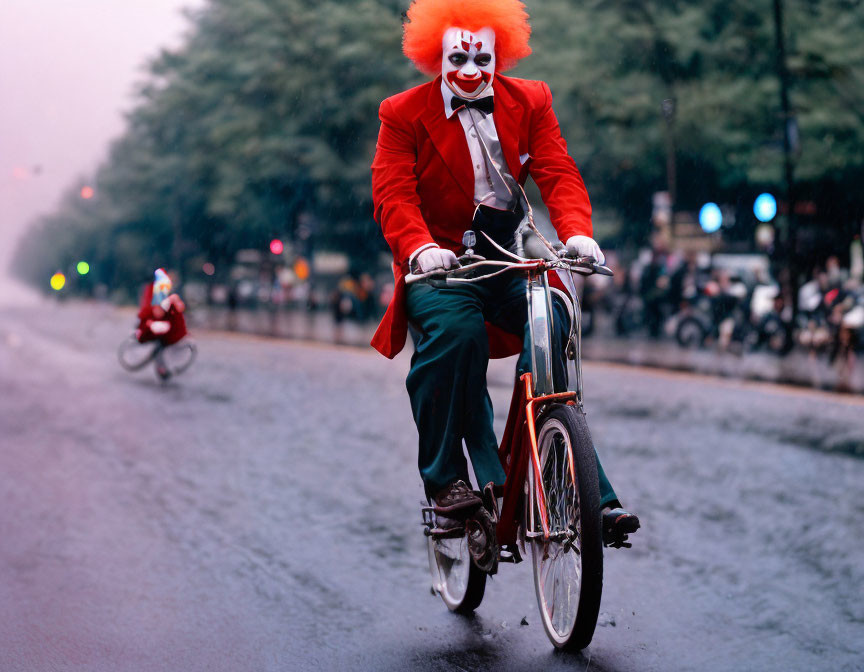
[418,77,474,201]
[417,75,527,199]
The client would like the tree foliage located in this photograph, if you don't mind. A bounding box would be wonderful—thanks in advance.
[14,0,864,292]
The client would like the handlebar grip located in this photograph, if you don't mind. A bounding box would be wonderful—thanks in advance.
[405,260,463,284]
[405,269,450,284]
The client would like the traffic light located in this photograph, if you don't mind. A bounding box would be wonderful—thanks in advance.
[699,202,722,233]
[269,239,284,255]
[754,193,777,222]
[76,261,90,275]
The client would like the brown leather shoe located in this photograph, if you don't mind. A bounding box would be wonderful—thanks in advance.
[432,480,482,517]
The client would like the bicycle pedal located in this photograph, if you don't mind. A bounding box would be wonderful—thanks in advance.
[603,535,632,549]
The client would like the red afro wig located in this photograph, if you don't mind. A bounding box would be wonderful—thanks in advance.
[403,0,532,76]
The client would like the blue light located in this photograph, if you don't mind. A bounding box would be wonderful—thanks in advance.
[699,202,723,233]
[754,193,777,222]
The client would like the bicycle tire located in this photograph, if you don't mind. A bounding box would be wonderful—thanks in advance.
[117,335,159,372]
[427,532,486,613]
[675,315,708,348]
[155,340,197,378]
[529,403,603,650]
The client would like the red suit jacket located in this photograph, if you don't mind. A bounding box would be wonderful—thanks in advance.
[370,74,592,359]
[136,284,188,346]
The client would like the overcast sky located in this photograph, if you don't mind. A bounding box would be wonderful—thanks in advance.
[0,0,203,278]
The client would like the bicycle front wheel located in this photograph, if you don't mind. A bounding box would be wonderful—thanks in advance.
[529,404,603,650]
[117,335,159,372]
[155,340,197,378]
[427,533,486,613]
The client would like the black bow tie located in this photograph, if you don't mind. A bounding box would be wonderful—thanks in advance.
[451,95,494,115]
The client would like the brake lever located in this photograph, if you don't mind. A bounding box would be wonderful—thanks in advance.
[557,252,614,277]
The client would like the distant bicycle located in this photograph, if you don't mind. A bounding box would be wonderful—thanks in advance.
[117,332,197,381]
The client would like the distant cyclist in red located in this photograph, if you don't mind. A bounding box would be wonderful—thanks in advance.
[136,268,188,346]
[370,0,639,564]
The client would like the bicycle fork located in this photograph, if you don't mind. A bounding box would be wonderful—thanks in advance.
[521,372,579,543]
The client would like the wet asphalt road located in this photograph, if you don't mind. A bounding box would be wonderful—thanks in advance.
[1,300,863,672]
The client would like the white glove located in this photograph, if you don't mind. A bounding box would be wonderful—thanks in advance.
[565,235,605,265]
[150,320,171,335]
[413,245,459,273]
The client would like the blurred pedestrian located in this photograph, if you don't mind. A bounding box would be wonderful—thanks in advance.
[639,251,668,338]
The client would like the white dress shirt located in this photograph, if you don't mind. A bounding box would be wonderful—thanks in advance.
[441,80,514,211]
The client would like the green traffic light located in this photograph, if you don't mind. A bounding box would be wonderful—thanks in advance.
[77,261,90,275]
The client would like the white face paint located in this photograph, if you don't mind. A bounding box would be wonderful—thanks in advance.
[441,26,496,99]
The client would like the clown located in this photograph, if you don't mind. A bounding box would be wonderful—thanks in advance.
[136,268,188,346]
[370,0,639,567]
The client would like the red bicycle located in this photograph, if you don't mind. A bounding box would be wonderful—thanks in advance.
[409,230,611,651]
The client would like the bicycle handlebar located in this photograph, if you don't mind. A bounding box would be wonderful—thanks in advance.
[405,253,613,285]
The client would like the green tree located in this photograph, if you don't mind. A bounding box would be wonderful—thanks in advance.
[15,0,864,292]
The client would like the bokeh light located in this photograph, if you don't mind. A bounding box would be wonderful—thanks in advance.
[202,262,216,276]
[80,185,94,199]
[699,202,723,233]
[76,261,90,275]
[754,193,777,222]
[50,272,66,291]
[756,223,775,248]
[294,258,310,281]
[269,239,284,255]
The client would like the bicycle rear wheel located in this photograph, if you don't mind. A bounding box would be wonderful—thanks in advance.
[117,335,159,371]
[427,532,486,613]
[529,404,603,650]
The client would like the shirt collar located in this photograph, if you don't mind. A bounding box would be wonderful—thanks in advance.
[441,79,495,119]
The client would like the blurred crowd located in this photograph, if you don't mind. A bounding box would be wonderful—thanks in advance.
[199,243,864,380]
[583,248,864,367]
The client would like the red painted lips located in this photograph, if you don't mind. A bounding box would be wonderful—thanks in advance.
[446,70,491,94]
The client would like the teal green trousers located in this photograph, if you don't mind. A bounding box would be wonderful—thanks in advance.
[406,273,618,508]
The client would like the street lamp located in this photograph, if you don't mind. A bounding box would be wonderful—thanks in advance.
[660,97,677,212]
